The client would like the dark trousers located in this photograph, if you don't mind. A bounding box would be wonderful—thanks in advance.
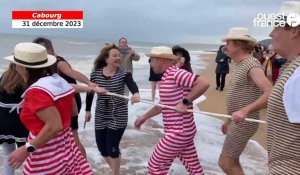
[216,73,227,89]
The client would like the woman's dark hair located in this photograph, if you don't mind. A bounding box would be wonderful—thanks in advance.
[26,66,56,87]
[32,37,55,53]
[118,37,127,44]
[172,45,191,64]
[94,44,119,70]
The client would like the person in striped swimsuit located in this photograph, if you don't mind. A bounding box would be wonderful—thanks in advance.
[135,46,210,175]
[85,44,140,175]
[4,43,103,175]
[267,1,300,174]
[218,28,272,175]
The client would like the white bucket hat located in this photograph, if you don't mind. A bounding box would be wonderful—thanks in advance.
[146,46,178,60]
[222,27,257,44]
[4,42,57,68]
[280,1,300,16]
[277,1,300,27]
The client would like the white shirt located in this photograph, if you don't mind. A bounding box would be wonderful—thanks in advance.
[283,66,300,123]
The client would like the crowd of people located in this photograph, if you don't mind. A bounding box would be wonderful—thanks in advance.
[0,1,299,175]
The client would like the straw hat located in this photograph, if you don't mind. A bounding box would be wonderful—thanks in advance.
[4,43,57,68]
[222,27,257,44]
[146,46,178,60]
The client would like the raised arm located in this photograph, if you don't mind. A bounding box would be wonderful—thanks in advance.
[131,51,140,61]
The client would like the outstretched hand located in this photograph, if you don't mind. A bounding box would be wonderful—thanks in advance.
[134,115,146,129]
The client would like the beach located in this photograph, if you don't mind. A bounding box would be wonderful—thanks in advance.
[73,49,268,174]
[0,38,268,174]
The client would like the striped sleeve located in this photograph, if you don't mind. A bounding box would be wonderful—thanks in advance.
[173,69,197,88]
[246,58,263,74]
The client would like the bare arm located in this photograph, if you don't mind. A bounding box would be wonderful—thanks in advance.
[29,106,64,148]
[70,84,107,93]
[8,106,63,167]
[134,106,161,128]
[186,76,210,102]
[57,61,93,86]
[232,67,273,123]
[175,76,210,113]
[245,67,272,113]
[143,106,162,119]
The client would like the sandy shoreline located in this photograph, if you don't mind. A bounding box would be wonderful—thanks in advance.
[197,52,267,149]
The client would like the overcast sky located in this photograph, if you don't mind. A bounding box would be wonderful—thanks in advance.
[0,0,288,44]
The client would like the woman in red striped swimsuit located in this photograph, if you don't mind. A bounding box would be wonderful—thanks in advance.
[4,43,100,175]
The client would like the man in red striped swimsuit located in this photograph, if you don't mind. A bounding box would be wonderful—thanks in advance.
[135,46,210,175]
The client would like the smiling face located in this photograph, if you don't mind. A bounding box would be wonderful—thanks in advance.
[106,48,121,68]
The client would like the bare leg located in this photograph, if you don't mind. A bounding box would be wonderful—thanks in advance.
[104,157,113,169]
[157,81,161,90]
[219,153,244,175]
[110,157,121,175]
[151,81,157,101]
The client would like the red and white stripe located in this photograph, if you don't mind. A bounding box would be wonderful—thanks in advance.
[159,66,197,134]
[148,66,203,174]
[22,127,93,175]
[148,132,204,175]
